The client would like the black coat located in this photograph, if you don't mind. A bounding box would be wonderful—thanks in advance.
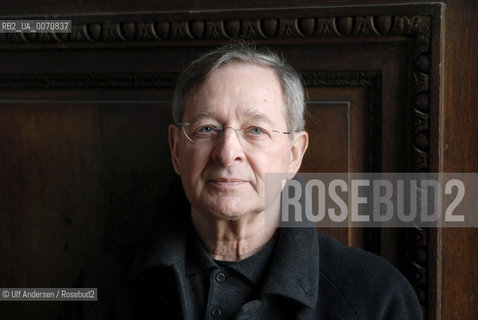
[59,216,423,320]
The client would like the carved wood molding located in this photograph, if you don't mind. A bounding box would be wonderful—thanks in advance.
[404,13,432,320]
[301,71,380,88]
[0,73,178,89]
[0,15,431,44]
[0,70,378,89]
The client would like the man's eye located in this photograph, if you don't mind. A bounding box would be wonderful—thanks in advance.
[193,125,219,136]
[197,125,214,133]
[246,127,268,136]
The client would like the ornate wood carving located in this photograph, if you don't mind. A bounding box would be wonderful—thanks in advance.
[0,70,379,89]
[0,73,178,89]
[406,13,432,320]
[0,15,431,44]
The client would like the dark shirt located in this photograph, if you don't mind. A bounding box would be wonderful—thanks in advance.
[58,214,423,320]
[184,229,277,319]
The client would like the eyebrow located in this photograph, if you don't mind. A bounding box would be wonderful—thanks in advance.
[244,108,273,124]
[188,108,273,124]
[188,110,216,122]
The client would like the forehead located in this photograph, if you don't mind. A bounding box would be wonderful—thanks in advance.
[183,63,286,123]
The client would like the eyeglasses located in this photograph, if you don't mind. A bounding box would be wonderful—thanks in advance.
[176,121,291,148]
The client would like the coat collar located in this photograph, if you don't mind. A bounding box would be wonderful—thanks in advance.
[125,215,188,283]
[125,214,320,309]
[261,227,319,309]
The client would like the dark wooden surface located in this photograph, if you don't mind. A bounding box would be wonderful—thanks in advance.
[0,0,462,16]
[440,1,478,319]
[0,1,477,320]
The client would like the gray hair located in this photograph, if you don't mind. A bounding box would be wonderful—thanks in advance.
[172,44,306,132]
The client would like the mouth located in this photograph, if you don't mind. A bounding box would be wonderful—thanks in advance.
[207,178,247,186]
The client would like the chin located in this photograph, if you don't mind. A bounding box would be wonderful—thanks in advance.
[209,205,247,220]
[213,212,244,221]
[208,199,261,221]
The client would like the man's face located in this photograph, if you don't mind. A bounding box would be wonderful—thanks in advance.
[169,63,308,222]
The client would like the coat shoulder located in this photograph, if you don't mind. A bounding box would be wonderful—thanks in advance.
[316,233,423,320]
[58,245,139,320]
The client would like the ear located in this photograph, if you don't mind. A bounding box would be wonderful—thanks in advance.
[287,131,309,179]
[168,124,181,175]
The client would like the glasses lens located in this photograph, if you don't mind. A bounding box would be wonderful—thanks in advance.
[183,121,221,143]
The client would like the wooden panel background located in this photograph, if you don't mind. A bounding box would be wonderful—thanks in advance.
[0,1,477,319]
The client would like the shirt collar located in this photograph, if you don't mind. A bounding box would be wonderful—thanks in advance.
[185,227,278,286]
[184,227,218,275]
[213,232,278,285]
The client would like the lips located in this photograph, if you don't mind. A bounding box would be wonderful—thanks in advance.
[208,177,246,184]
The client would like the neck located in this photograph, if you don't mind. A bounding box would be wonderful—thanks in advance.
[191,210,278,262]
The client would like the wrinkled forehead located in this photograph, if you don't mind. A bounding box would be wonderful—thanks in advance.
[182,62,287,123]
[185,108,276,127]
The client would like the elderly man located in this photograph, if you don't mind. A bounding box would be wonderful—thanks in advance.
[60,45,422,319]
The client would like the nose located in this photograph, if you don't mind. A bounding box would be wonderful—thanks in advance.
[211,127,245,166]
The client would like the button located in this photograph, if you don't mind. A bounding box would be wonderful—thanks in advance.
[210,307,222,318]
[215,272,226,283]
